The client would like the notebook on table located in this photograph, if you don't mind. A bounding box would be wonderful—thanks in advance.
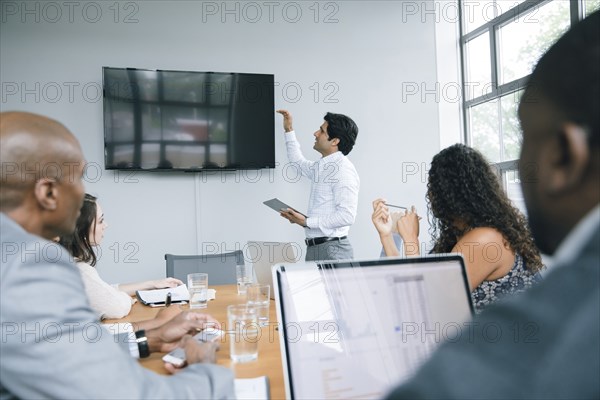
[136,284,190,305]
[272,255,473,399]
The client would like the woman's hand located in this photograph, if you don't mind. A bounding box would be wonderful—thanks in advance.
[371,198,393,237]
[396,206,420,242]
[153,304,183,325]
[131,304,183,331]
[152,278,183,289]
[397,206,421,257]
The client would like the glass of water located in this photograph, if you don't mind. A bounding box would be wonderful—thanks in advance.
[227,304,259,362]
[187,273,208,309]
[236,264,253,295]
[246,284,270,326]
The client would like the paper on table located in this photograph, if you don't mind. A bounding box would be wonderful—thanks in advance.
[136,284,217,307]
[235,376,270,400]
[207,288,216,301]
[136,284,190,305]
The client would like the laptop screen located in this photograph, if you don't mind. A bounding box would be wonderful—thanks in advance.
[246,241,299,299]
[274,255,473,399]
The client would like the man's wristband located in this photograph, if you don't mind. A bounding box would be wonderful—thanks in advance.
[135,330,150,358]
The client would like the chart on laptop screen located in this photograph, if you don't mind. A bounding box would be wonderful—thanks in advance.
[277,258,472,399]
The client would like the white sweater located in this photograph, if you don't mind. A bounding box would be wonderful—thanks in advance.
[76,261,134,319]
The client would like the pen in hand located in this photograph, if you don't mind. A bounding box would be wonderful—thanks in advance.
[385,203,407,210]
[165,292,172,307]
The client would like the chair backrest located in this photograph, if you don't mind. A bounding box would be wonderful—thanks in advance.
[165,251,244,285]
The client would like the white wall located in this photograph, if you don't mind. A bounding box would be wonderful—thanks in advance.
[1,1,444,284]
[433,0,463,148]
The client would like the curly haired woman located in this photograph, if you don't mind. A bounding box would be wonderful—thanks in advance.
[372,144,544,312]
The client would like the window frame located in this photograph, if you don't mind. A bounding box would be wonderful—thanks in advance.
[458,0,589,197]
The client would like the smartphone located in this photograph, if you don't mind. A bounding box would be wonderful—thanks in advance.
[162,329,225,367]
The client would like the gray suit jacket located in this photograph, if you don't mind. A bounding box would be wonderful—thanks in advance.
[386,226,600,399]
[0,214,235,399]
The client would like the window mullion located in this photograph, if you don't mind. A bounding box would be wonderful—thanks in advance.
[489,23,499,95]
[497,94,504,161]
[571,0,582,24]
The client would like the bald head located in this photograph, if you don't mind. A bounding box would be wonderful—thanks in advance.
[1,112,84,210]
[0,111,86,239]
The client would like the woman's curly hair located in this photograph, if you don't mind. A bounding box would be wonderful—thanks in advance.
[426,144,543,273]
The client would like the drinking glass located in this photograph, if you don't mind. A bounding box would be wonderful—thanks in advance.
[246,284,270,326]
[187,273,208,309]
[236,264,253,295]
[227,304,259,362]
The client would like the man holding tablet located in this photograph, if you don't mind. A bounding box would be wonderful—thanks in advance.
[276,109,360,262]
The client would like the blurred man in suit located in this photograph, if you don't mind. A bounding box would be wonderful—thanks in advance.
[0,112,234,398]
[387,10,599,399]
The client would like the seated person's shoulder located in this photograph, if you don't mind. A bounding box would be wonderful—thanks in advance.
[459,226,507,246]
[12,237,81,278]
[456,227,516,281]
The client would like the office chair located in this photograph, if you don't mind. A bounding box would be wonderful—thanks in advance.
[165,250,244,285]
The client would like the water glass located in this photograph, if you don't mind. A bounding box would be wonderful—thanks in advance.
[227,304,259,362]
[187,273,208,309]
[246,284,270,326]
[236,264,253,295]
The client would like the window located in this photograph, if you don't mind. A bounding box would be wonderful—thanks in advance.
[459,0,599,209]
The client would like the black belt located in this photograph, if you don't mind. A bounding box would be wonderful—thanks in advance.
[305,236,347,247]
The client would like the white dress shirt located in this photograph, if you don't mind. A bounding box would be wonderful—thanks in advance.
[544,203,600,271]
[102,322,140,358]
[284,131,360,238]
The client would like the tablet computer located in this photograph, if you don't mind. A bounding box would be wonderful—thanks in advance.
[263,198,307,218]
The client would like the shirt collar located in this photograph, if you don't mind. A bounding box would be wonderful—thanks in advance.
[545,204,600,271]
[0,212,23,233]
[320,151,343,163]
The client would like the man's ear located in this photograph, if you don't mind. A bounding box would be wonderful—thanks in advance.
[329,137,340,147]
[547,123,590,194]
[34,178,58,210]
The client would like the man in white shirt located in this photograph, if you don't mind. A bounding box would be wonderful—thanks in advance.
[276,109,359,261]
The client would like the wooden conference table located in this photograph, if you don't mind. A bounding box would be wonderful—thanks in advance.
[105,284,286,399]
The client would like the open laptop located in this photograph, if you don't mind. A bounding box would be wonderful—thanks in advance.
[246,241,299,299]
[273,255,473,399]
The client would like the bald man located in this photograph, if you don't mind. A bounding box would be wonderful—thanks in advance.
[0,112,86,238]
[0,112,234,399]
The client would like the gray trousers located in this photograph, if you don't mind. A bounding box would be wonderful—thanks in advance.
[305,238,354,262]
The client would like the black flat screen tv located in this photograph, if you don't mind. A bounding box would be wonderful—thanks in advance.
[103,67,275,171]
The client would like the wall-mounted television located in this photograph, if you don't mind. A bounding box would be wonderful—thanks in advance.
[103,67,275,171]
